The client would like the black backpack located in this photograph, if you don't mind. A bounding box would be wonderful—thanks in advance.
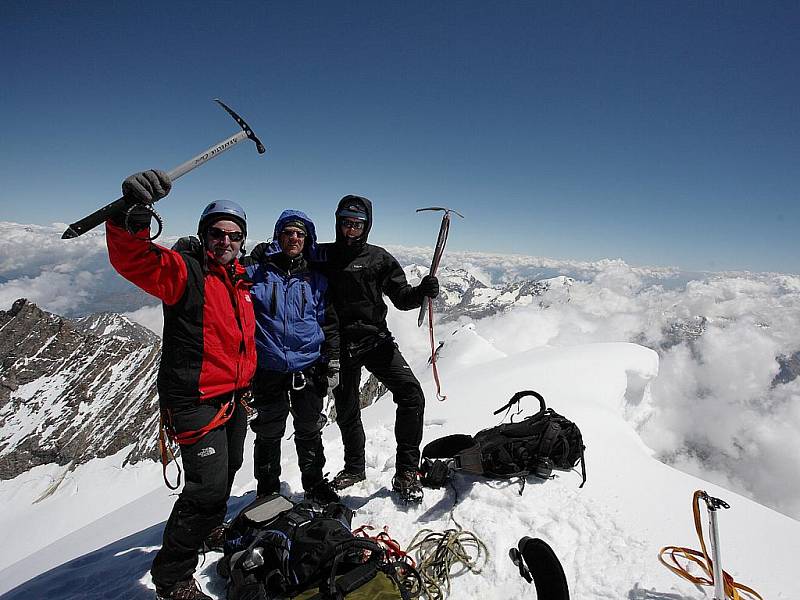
[219,494,418,600]
[421,390,586,488]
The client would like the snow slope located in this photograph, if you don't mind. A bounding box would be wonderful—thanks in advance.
[0,326,796,599]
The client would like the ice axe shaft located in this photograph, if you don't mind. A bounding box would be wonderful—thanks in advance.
[62,99,265,239]
[699,492,729,600]
[416,207,463,327]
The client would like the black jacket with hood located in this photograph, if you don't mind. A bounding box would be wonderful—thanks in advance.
[316,195,425,357]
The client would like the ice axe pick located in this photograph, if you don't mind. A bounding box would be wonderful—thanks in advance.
[62,99,266,239]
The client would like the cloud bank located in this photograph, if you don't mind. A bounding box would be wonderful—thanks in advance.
[0,222,163,318]
[408,253,800,520]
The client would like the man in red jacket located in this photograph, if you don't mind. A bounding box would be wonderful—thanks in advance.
[105,170,256,600]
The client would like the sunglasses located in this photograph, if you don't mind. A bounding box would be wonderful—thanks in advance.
[340,219,365,231]
[207,227,244,242]
[280,229,307,239]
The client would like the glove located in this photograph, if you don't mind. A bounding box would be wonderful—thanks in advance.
[121,170,172,204]
[418,275,440,299]
[326,359,340,393]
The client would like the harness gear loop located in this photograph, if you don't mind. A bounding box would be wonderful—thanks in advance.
[658,490,763,600]
[158,411,182,490]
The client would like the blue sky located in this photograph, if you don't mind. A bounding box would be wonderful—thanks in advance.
[2,1,798,273]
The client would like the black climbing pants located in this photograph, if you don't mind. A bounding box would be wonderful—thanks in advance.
[250,367,328,495]
[151,393,247,590]
[333,341,424,474]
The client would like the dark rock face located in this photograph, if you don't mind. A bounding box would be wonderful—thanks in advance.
[659,316,708,351]
[0,299,388,482]
[0,299,160,480]
[774,351,800,387]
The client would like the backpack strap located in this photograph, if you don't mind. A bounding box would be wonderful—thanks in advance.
[493,390,546,416]
[537,418,563,459]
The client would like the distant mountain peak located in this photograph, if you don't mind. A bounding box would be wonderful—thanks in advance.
[404,265,573,322]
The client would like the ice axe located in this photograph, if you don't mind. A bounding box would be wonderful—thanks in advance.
[658,490,763,600]
[416,207,463,327]
[416,206,463,401]
[61,99,266,239]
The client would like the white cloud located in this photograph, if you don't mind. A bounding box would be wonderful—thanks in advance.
[122,305,163,336]
[0,222,172,316]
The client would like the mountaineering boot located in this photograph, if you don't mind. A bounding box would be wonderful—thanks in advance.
[201,524,226,553]
[305,478,341,504]
[155,578,212,600]
[392,469,424,504]
[331,468,366,491]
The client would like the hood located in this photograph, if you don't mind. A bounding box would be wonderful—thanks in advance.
[334,195,373,248]
[272,209,318,259]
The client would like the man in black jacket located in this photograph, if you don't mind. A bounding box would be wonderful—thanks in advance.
[318,195,439,502]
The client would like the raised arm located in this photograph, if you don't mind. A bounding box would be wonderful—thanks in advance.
[106,222,189,306]
[104,170,187,305]
[381,251,439,311]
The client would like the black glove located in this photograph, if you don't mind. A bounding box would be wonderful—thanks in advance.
[122,170,172,204]
[418,275,440,299]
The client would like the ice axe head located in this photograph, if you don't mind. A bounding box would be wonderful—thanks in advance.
[215,98,266,154]
[416,206,464,219]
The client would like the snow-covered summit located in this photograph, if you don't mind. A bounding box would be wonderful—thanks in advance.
[74,311,160,345]
[0,325,796,600]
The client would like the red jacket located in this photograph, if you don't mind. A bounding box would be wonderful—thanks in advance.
[106,222,256,406]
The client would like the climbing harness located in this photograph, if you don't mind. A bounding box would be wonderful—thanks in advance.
[158,392,250,489]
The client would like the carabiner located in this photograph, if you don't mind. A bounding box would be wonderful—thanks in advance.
[292,371,307,391]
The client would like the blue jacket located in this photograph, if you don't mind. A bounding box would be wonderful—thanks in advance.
[245,210,339,373]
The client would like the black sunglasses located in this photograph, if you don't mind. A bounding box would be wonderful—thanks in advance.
[207,227,244,242]
[340,219,365,231]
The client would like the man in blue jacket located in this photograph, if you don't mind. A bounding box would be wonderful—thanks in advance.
[245,210,340,503]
